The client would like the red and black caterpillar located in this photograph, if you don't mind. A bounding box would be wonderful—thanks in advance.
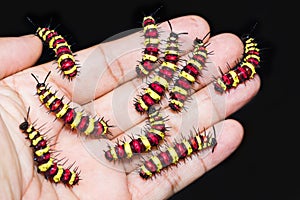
[33,22,79,80]
[169,34,211,112]
[134,21,188,113]
[104,106,168,161]
[19,107,80,186]
[139,127,217,179]
[213,36,260,93]
[136,9,161,78]
[31,71,111,138]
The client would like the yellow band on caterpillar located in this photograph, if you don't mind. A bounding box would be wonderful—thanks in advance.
[35,145,50,157]
[171,85,188,96]
[143,54,158,62]
[170,99,183,108]
[137,64,149,75]
[228,70,239,87]
[145,87,161,102]
[110,147,118,160]
[140,165,152,176]
[161,61,178,71]
[144,24,157,32]
[69,172,77,185]
[188,58,203,71]
[216,78,227,91]
[164,49,179,56]
[149,128,165,139]
[144,38,159,46]
[39,90,51,102]
[55,104,69,118]
[100,120,109,135]
[153,75,168,89]
[57,54,75,65]
[138,98,149,111]
[53,42,70,53]
[42,29,54,42]
[32,136,43,146]
[53,166,64,183]
[195,135,203,150]
[124,142,133,158]
[45,95,57,108]
[151,156,162,172]
[28,130,38,140]
[168,147,179,163]
[244,54,260,63]
[182,140,193,155]
[84,117,95,135]
[180,70,195,83]
[140,135,151,151]
[242,62,256,78]
[63,65,78,75]
[70,112,82,129]
[49,35,64,48]
[38,158,53,172]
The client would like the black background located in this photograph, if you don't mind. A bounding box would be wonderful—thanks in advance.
[0,0,296,199]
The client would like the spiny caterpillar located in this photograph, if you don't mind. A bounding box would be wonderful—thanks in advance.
[134,21,188,113]
[169,33,211,112]
[31,71,112,138]
[213,35,260,93]
[139,126,217,179]
[136,7,162,78]
[104,106,168,161]
[28,17,79,80]
[19,107,80,186]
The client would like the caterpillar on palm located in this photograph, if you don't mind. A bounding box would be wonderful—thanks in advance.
[169,33,211,112]
[27,17,80,80]
[104,106,168,161]
[31,71,112,138]
[136,7,162,78]
[19,107,81,186]
[139,126,217,179]
[213,36,260,93]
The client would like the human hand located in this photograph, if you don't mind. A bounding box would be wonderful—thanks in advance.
[0,15,260,199]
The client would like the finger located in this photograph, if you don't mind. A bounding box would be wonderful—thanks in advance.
[28,15,210,104]
[86,32,245,137]
[0,34,42,79]
[127,119,244,200]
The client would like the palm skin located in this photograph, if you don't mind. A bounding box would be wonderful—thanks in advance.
[0,15,260,200]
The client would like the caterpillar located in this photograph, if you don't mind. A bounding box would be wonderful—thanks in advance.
[169,34,211,112]
[104,106,168,161]
[28,17,79,80]
[139,126,217,179]
[213,36,260,93]
[135,7,162,78]
[19,107,80,186]
[31,71,111,138]
[134,21,188,113]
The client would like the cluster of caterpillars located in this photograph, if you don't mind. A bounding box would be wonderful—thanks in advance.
[18,6,261,187]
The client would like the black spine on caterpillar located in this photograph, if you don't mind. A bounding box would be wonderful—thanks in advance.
[27,17,79,80]
[19,107,81,186]
[213,35,260,94]
[169,33,211,112]
[136,6,163,78]
[31,71,112,138]
[104,106,168,161]
[139,126,217,179]
[134,21,188,113]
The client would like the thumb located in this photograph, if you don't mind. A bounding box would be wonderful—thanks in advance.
[0,34,42,79]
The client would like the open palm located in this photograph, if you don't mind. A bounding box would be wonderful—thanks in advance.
[0,15,260,200]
